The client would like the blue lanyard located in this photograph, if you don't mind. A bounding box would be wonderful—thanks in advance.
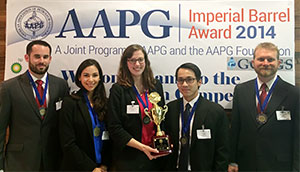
[83,92,104,164]
[83,93,101,127]
[27,70,48,106]
[255,77,278,113]
[180,97,200,135]
[133,86,149,109]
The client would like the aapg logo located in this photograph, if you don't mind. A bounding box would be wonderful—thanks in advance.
[15,6,53,40]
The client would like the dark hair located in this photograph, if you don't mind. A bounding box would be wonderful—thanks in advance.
[26,40,52,55]
[175,62,202,81]
[75,59,107,121]
[254,42,279,60]
[117,44,156,90]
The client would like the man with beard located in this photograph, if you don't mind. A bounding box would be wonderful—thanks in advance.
[228,42,299,172]
[0,40,69,171]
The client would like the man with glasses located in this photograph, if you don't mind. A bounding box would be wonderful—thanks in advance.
[164,62,229,171]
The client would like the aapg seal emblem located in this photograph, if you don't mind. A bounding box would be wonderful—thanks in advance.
[15,6,53,40]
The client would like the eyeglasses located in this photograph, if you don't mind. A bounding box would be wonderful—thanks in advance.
[127,58,145,64]
[177,77,196,84]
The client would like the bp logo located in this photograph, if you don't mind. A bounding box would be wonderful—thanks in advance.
[15,6,53,40]
[11,62,22,73]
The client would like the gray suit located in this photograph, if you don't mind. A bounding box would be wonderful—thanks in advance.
[0,72,69,171]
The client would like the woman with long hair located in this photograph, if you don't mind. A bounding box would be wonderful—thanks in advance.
[106,44,166,171]
[59,59,111,172]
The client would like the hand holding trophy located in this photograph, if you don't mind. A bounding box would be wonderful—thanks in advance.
[144,92,172,155]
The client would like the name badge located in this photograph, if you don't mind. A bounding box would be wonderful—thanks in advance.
[197,129,211,139]
[102,131,109,140]
[127,105,139,114]
[56,100,62,110]
[276,110,291,120]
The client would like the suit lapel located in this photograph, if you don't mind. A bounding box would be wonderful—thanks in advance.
[129,87,137,102]
[44,75,55,121]
[18,72,42,120]
[247,80,260,126]
[265,77,286,119]
[78,97,94,139]
[191,97,208,146]
[174,98,182,147]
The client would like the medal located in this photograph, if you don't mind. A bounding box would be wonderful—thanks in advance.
[39,107,46,116]
[93,127,101,137]
[256,113,268,124]
[143,115,151,124]
[180,136,188,146]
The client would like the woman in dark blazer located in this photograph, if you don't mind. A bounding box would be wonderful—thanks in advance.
[106,44,166,171]
[59,59,111,172]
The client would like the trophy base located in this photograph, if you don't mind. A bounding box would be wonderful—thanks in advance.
[151,135,172,155]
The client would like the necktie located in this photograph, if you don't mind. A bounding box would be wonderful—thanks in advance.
[184,103,191,124]
[36,80,46,119]
[257,83,267,114]
[178,103,191,171]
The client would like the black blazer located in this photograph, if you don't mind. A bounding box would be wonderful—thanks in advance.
[164,96,230,171]
[230,76,300,171]
[106,79,165,171]
[59,89,111,171]
[0,72,69,171]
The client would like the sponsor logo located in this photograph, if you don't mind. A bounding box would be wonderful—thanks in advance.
[11,62,22,73]
[227,57,236,69]
[227,57,293,71]
[15,6,53,40]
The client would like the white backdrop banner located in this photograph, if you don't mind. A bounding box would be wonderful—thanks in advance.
[5,0,295,109]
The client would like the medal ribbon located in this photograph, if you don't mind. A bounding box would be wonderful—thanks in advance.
[133,86,149,109]
[27,70,48,106]
[180,97,200,135]
[255,76,278,113]
[84,92,104,164]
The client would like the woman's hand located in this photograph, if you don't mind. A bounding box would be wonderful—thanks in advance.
[93,165,107,172]
[127,138,170,160]
[140,144,159,160]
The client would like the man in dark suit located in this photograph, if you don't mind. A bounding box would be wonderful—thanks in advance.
[164,62,229,171]
[228,42,299,172]
[0,40,69,171]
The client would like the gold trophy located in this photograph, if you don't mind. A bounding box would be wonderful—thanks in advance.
[144,92,172,155]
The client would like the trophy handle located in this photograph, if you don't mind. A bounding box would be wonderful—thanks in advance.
[161,105,168,121]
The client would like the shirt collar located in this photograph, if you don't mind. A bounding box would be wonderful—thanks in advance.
[183,93,200,110]
[256,75,278,91]
[29,72,48,84]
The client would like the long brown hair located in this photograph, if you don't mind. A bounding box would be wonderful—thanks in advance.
[117,44,156,90]
[75,59,107,121]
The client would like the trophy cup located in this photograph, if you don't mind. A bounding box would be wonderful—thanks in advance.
[144,92,172,155]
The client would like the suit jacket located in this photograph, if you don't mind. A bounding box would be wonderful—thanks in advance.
[164,96,230,171]
[106,80,165,171]
[230,76,300,171]
[59,89,111,171]
[0,72,69,171]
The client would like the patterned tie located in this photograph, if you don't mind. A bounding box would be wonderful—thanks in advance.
[36,80,45,119]
[257,83,267,114]
[178,103,191,171]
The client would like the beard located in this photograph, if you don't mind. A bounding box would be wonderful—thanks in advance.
[29,62,49,75]
[254,67,277,79]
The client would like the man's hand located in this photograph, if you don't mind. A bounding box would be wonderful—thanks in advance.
[228,163,238,172]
